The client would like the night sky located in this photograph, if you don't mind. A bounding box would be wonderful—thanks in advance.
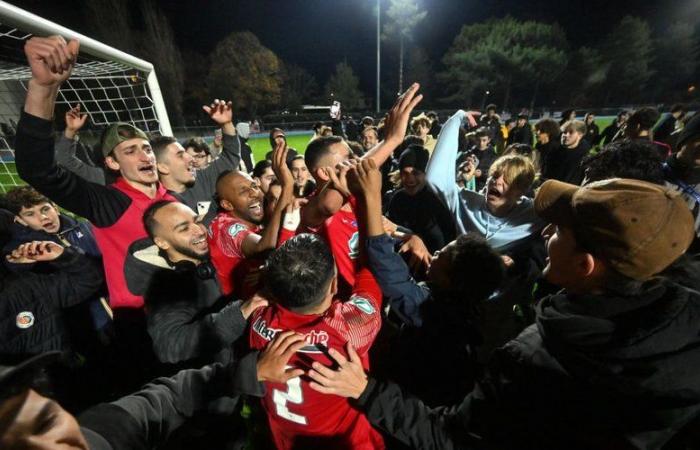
[8,0,699,95]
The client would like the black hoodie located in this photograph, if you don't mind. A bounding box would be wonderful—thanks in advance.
[353,258,700,450]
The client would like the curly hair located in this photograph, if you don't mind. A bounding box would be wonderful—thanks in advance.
[581,140,665,185]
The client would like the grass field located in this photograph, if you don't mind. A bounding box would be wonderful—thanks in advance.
[1,119,616,193]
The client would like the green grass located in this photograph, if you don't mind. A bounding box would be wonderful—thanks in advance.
[247,134,312,162]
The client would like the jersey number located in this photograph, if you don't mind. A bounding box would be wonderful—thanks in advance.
[272,373,307,425]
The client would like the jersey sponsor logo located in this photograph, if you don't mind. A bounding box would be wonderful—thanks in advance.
[349,295,375,314]
[16,311,35,329]
[253,317,330,353]
[228,223,247,238]
[348,231,359,259]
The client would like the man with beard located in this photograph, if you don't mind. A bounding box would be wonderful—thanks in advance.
[125,201,264,368]
[208,144,295,298]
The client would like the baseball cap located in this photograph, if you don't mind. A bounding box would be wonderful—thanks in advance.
[535,178,695,280]
[0,351,63,398]
[100,122,149,157]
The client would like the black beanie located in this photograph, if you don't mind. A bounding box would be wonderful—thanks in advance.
[398,145,429,172]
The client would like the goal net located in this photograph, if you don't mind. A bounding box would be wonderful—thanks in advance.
[0,1,171,193]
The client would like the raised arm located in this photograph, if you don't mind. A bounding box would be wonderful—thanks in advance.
[198,100,241,179]
[55,104,106,185]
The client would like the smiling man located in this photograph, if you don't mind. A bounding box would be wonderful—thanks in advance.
[208,144,295,297]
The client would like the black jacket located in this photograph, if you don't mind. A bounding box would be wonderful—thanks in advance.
[506,123,533,146]
[0,248,103,359]
[542,139,591,185]
[79,351,264,450]
[354,270,700,449]
[124,238,247,368]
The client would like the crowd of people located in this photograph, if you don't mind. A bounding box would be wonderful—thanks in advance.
[1,35,700,450]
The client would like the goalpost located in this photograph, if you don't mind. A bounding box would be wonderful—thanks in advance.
[0,0,172,192]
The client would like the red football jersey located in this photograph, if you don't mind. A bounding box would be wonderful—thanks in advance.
[249,268,385,450]
[207,212,261,298]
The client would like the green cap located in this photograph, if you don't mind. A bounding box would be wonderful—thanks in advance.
[101,122,149,157]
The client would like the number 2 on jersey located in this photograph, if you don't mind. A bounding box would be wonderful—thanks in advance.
[273,373,307,425]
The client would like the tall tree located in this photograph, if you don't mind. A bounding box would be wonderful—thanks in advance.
[207,32,283,115]
[383,0,427,94]
[441,17,568,110]
[559,46,607,107]
[600,16,653,104]
[405,47,435,104]
[652,22,698,102]
[323,62,365,110]
[281,64,319,111]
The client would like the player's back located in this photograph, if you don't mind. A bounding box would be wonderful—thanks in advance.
[249,293,384,449]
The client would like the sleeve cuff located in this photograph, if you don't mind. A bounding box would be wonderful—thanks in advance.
[352,377,377,409]
[229,351,266,397]
[19,110,54,139]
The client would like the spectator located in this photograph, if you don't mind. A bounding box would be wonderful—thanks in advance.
[506,113,533,146]
[582,139,665,185]
[289,155,315,198]
[456,154,478,191]
[248,233,384,449]
[308,178,700,450]
[183,137,212,170]
[252,159,276,194]
[359,126,379,154]
[411,113,436,153]
[558,108,576,126]
[534,118,561,177]
[624,106,671,159]
[427,110,441,138]
[464,127,497,191]
[360,115,374,129]
[654,103,687,144]
[265,128,298,163]
[235,121,256,172]
[583,112,599,145]
[598,109,629,145]
[208,145,294,298]
[543,119,590,184]
[427,110,544,252]
[385,145,456,253]
[479,104,504,150]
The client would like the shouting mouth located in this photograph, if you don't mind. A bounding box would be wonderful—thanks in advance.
[248,201,262,216]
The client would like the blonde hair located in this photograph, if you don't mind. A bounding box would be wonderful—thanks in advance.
[488,154,535,193]
[561,119,586,135]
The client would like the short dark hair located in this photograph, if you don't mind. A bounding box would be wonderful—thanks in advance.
[347,140,365,157]
[143,200,176,240]
[183,137,211,155]
[265,234,336,312]
[486,103,497,112]
[581,140,665,185]
[535,118,560,138]
[151,136,178,162]
[670,103,686,114]
[443,233,505,303]
[313,121,325,132]
[628,107,660,131]
[304,135,344,171]
[475,127,490,139]
[2,186,52,215]
[252,160,272,178]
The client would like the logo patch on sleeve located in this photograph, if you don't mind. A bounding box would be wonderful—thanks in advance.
[228,223,247,238]
[349,296,375,314]
[16,311,35,329]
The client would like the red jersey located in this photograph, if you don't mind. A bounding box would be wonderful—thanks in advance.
[249,268,384,450]
[207,212,261,298]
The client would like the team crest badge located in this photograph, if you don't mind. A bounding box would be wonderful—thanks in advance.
[228,223,247,237]
[16,311,35,329]
[348,232,359,259]
[350,296,375,314]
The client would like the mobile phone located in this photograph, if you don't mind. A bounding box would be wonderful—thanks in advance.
[330,101,341,120]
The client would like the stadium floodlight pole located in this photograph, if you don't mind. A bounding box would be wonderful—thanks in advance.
[376,0,381,114]
[0,0,172,136]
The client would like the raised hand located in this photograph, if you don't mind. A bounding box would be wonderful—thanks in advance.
[308,342,368,399]
[382,83,423,145]
[64,104,88,138]
[399,234,431,273]
[24,36,80,87]
[202,99,234,126]
[271,140,294,192]
[256,330,306,383]
[347,159,381,199]
[6,241,65,264]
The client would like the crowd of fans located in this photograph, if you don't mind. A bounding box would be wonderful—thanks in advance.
[1,35,700,450]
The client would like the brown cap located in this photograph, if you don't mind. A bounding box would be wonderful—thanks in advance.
[535,179,695,280]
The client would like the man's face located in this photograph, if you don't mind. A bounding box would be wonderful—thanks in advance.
[186,147,210,170]
[106,138,158,185]
[517,118,527,128]
[311,142,352,183]
[485,173,523,211]
[360,129,378,150]
[487,109,496,118]
[159,142,196,188]
[426,240,456,291]
[478,135,490,150]
[264,184,282,222]
[290,159,309,187]
[535,129,549,144]
[561,128,583,148]
[0,389,88,449]
[255,167,276,194]
[17,203,60,234]
[219,172,265,224]
[415,123,429,137]
[152,202,208,262]
[399,166,426,195]
[541,223,584,288]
